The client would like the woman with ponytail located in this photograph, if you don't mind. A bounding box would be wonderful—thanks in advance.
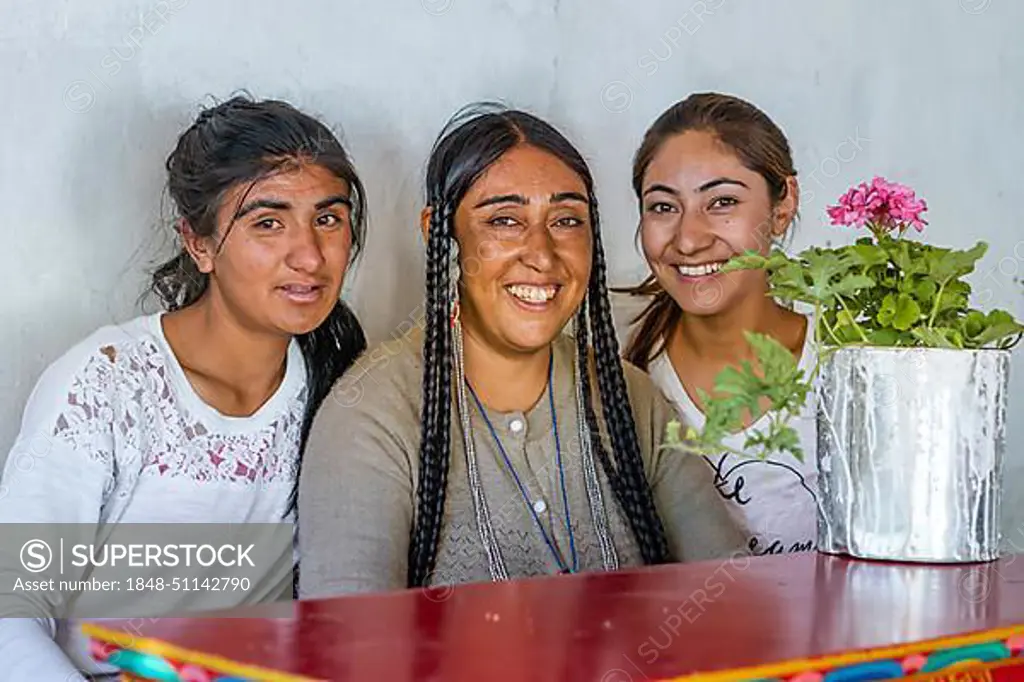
[298,103,744,596]
[0,95,366,678]
[621,93,818,557]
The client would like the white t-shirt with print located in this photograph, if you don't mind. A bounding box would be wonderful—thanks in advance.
[648,319,819,556]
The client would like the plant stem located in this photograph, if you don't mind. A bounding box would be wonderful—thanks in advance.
[660,438,769,463]
[814,302,822,347]
[835,294,871,343]
[928,279,948,328]
[819,313,845,347]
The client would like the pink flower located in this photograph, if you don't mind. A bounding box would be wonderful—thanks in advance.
[826,176,928,234]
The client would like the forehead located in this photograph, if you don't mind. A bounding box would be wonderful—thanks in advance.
[465,144,587,200]
[225,163,350,208]
[644,131,757,187]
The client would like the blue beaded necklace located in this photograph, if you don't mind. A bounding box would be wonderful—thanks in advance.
[466,355,579,574]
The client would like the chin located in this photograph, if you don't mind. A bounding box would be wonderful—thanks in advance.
[677,302,728,317]
[500,321,568,354]
[662,275,736,316]
[271,307,336,337]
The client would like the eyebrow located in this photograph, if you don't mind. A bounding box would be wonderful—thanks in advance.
[234,194,352,219]
[472,191,589,209]
[642,177,750,197]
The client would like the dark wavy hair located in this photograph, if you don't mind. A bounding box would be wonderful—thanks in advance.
[408,103,673,587]
[148,94,368,515]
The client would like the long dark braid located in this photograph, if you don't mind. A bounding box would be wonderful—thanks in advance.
[408,201,454,587]
[578,197,673,564]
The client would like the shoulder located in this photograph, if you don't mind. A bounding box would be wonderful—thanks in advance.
[20,315,164,424]
[308,327,424,462]
[325,330,422,417]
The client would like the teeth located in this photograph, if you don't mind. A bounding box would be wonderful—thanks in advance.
[507,284,558,303]
[676,262,723,277]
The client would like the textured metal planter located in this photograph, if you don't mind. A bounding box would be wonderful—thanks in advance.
[816,346,1010,563]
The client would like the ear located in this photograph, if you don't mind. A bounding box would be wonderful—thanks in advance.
[178,219,216,274]
[771,176,800,238]
[419,206,432,244]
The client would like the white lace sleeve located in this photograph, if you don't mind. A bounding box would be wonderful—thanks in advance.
[0,344,123,678]
[0,344,119,523]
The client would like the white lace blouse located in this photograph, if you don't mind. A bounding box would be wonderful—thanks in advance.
[0,313,306,679]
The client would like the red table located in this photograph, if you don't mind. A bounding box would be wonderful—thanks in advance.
[84,552,1024,681]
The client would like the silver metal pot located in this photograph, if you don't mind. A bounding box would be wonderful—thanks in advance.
[816,346,1010,563]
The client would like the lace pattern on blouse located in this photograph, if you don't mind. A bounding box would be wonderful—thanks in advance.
[50,338,305,487]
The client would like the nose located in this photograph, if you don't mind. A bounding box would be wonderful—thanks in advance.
[286,224,327,273]
[674,209,715,256]
[519,223,556,272]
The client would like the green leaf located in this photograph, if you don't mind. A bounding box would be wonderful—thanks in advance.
[891,239,920,276]
[935,280,972,316]
[802,250,856,304]
[746,425,804,463]
[911,327,959,348]
[928,241,987,282]
[877,293,897,326]
[681,331,814,461]
[973,323,1024,348]
[969,310,1024,348]
[832,273,876,298]
[911,326,965,349]
[745,331,799,385]
[849,243,891,268]
[963,310,988,339]
[722,251,768,272]
[915,278,938,302]
[892,293,922,330]
[835,309,857,328]
[867,328,905,346]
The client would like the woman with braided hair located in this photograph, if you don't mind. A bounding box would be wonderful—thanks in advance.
[299,103,745,595]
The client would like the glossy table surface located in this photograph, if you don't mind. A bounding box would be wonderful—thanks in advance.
[88,551,1024,681]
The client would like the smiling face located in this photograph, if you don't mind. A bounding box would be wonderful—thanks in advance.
[451,144,593,357]
[639,130,796,317]
[184,162,354,337]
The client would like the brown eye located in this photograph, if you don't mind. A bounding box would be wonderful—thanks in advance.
[645,202,677,214]
[554,215,584,228]
[488,216,520,228]
[316,213,341,228]
[253,217,283,231]
[708,196,739,210]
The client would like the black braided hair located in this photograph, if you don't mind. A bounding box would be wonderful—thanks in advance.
[576,196,672,564]
[408,201,454,587]
[145,94,368,518]
[408,103,672,586]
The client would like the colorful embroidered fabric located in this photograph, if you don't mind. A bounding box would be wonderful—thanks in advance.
[85,623,1024,682]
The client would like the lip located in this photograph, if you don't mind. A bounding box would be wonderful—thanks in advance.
[503,282,562,313]
[671,261,727,282]
[277,283,326,304]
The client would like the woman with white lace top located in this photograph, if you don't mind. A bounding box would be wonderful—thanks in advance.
[621,93,819,558]
[0,95,367,679]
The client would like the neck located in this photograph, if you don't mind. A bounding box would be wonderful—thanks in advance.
[460,325,551,414]
[162,292,292,412]
[672,293,792,363]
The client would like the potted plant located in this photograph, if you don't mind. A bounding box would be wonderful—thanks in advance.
[668,177,1022,563]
